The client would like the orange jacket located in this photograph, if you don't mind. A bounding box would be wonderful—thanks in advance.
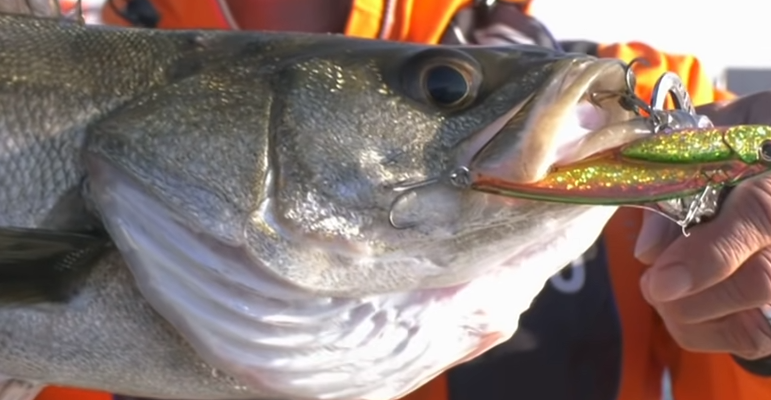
[38,1,768,400]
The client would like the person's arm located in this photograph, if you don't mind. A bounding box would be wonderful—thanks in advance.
[559,40,599,57]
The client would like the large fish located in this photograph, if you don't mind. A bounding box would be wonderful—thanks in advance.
[0,2,640,400]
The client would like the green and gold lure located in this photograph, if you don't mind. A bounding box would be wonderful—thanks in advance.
[470,125,771,206]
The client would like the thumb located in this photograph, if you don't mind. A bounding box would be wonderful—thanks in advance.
[634,210,681,264]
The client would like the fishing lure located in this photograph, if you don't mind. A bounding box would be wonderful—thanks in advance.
[468,57,770,231]
[470,124,771,207]
[622,125,771,164]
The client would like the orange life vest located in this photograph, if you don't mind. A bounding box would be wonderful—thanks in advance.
[38,2,768,400]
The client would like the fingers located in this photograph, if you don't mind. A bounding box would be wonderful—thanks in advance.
[634,211,681,265]
[641,176,771,303]
[695,100,734,124]
[636,91,771,266]
[650,247,771,324]
[663,308,771,360]
[640,92,771,359]
[695,91,771,126]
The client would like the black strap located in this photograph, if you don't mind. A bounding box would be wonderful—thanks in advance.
[560,40,600,57]
[439,1,568,52]
[109,0,160,28]
[733,354,771,377]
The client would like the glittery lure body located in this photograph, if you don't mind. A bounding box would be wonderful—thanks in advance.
[471,125,771,205]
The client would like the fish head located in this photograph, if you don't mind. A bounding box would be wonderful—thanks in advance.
[82,37,638,399]
[84,38,636,297]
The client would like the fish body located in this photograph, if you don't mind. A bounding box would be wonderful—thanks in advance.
[0,7,637,400]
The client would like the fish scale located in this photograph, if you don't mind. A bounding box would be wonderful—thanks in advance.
[0,4,641,400]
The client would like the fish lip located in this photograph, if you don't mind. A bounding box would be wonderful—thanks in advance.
[468,58,637,184]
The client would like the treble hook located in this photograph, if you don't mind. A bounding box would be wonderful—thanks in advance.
[638,69,723,234]
[589,58,653,116]
[387,177,440,230]
[73,0,85,25]
[620,58,691,133]
[622,58,649,103]
[630,184,716,237]
[387,167,472,229]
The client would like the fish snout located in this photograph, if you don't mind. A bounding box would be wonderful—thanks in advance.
[467,57,637,185]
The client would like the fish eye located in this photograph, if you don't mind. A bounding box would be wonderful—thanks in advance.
[760,140,771,163]
[423,65,471,107]
[397,49,481,110]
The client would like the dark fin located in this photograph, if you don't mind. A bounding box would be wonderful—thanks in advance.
[0,0,61,18]
[0,0,85,25]
[0,376,43,400]
[40,185,104,234]
[0,227,110,304]
[71,0,84,25]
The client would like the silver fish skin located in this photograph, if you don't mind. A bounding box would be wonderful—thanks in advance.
[0,4,635,400]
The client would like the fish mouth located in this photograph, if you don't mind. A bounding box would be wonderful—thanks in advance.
[468,58,640,184]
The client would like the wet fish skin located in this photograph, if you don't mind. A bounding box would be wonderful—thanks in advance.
[0,14,373,399]
[0,9,631,400]
[0,249,257,399]
[0,11,591,298]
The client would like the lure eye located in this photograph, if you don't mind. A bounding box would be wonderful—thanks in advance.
[760,140,771,163]
[424,65,471,107]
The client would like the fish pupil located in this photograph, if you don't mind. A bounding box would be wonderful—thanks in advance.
[425,65,469,106]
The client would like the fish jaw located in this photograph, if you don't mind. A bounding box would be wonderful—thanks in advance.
[468,58,638,184]
[84,154,615,400]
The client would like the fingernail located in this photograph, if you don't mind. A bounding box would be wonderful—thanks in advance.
[634,213,664,262]
[643,265,692,302]
[761,304,771,321]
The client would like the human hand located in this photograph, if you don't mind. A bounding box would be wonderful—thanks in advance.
[634,90,771,360]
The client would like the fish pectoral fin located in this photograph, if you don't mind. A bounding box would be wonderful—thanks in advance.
[0,375,43,400]
[0,227,110,303]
